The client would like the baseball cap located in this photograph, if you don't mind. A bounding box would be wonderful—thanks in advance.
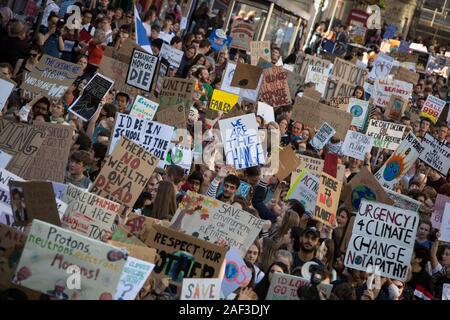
[303,227,320,238]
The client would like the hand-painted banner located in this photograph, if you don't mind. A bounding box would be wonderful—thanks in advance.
[342,131,373,161]
[384,188,421,213]
[305,65,330,96]
[314,172,342,227]
[286,168,319,216]
[170,191,265,255]
[374,132,424,189]
[126,48,157,91]
[420,95,446,124]
[368,53,394,82]
[373,79,412,109]
[0,223,27,286]
[113,256,155,300]
[14,219,127,299]
[160,43,183,68]
[250,41,271,66]
[294,53,332,85]
[290,155,345,184]
[219,113,265,169]
[129,95,159,120]
[221,248,251,298]
[209,89,239,113]
[344,200,419,281]
[158,77,195,109]
[260,66,291,108]
[347,98,370,130]
[181,278,221,300]
[419,133,450,176]
[366,119,406,150]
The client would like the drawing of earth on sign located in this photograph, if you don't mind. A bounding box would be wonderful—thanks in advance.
[374,60,392,78]
[224,261,239,282]
[350,185,377,211]
[383,153,407,181]
[349,104,363,117]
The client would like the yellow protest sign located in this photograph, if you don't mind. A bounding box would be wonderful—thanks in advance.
[209,89,239,113]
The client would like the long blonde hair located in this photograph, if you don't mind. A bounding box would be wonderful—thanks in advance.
[271,209,300,243]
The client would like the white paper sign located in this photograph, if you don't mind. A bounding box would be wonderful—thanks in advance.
[366,119,406,150]
[257,102,275,123]
[342,131,373,161]
[443,283,450,300]
[373,79,412,108]
[419,133,450,176]
[160,43,184,69]
[368,53,394,82]
[181,278,221,300]
[344,200,419,281]
[285,168,319,216]
[220,62,240,95]
[126,49,158,91]
[0,150,12,168]
[129,95,159,120]
[114,256,155,300]
[305,65,330,96]
[347,98,370,130]
[439,203,450,243]
[0,78,15,112]
[219,113,265,169]
[221,248,252,298]
[309,122,336,150]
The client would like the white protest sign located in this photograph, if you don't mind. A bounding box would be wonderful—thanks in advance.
[443,283,450,300]
[126,48,158,91]
[344,200,419,281]
[221,248,252,298]
[305,65,330,96]
[240,74,263,103]
[164,143,193,175]
[420,94,446,124]
[309,122,336,150]
[109,113,175,168]
[384,188,421,213]
[285,168,319,216]
[257,102,275,123]
[181,278,221,300]
[62,184,119,241]
[219,113,265,169]
[342,131,373,161]
[439,203,450,243]
[0,77,15,112]
[160,43,184,69]
[419,133,450,176]
[347,98,370,130]
[366,119,406,150]
[0,150,12,168]
[431,194,450,229]
[170,191,265,255]
[373,79,412,108]
[129,95,159,120]
[364,82,374,100]
[113,256,155,300]
[374,132,424,189]
[368,53,394,82]
[220,62,240,95]
[0,168,24,227]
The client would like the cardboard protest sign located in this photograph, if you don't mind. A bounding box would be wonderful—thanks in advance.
[156,105,186,130]
[221,248,252,298]
[342,131,373,161]
[384,188,421,213]
[366,119,406,150]
[158,77,195,109]
[209,89,239,113]
[125,49,157,91]
[240,75,263,103]
[0,120,46,178]
[329,96,350,108]
[160,42,183,69]
[0,150,12,168]
[0,223,27,286]
[181,278,221,300]
[292,97,353,140]
[109,113,174,165]
[266,272,333,300]
[419,133,450,176]
[420,95,446,124]
[170,191,265,255]
[368,53,394,82]
[393,67,420,85]
[9,181,60,227]
[220,62,240,95]
[68,73,114,121]
[165,143,193,175]
[62,184,119,241]
[219,113,265,169]
[91,137,158,212]
[0,168,24,227]
[309,122,336,151]
[285,69,302,99]
[0,76,16,112]
[431,194,450,229]
[113,256,155,300]
[385,95,407,121]
[286,168,319,216]
[294,54,332,85]
[130,95,159,120]
[230,20,255,52]
[305,65,330,96]
[392,52,418,64]
[154,58,170,95]
[260,66,291,108]
[230,63,262,90]
[344,200,419,281]
[108,240,156,263]
[146,224,226,283]
[21,55,82,99]
[375,132,424,189]
[250,41,271,66]
[20,122,73,183]
[326,58,368,99]
[347,98,369,130]
[343,167,394,213]
[111,225,147,246]
[14,219,127,299]
[275,146,301,181]
[290,155,345,183]
[314,172,343,227]
[439,203,450,242]
[257,102,275,124]
[124,212,170,243]
[373,79,412,109]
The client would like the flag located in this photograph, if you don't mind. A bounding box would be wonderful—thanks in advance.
[134,6,152,54]
[414,285,433,300]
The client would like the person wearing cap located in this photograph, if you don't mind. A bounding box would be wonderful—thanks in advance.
[291,227,324,275]
[0,20,31,69]
[46,280,69,300]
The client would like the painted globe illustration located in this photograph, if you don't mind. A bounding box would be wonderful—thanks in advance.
[383,160,401,181]
[350,105,363,117]
[351,185,377,211]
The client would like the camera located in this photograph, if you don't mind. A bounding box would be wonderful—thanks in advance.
[297,264,326,300]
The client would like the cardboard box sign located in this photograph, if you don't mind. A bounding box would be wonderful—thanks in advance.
[230,63,263,90]
[146,224,226,284]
